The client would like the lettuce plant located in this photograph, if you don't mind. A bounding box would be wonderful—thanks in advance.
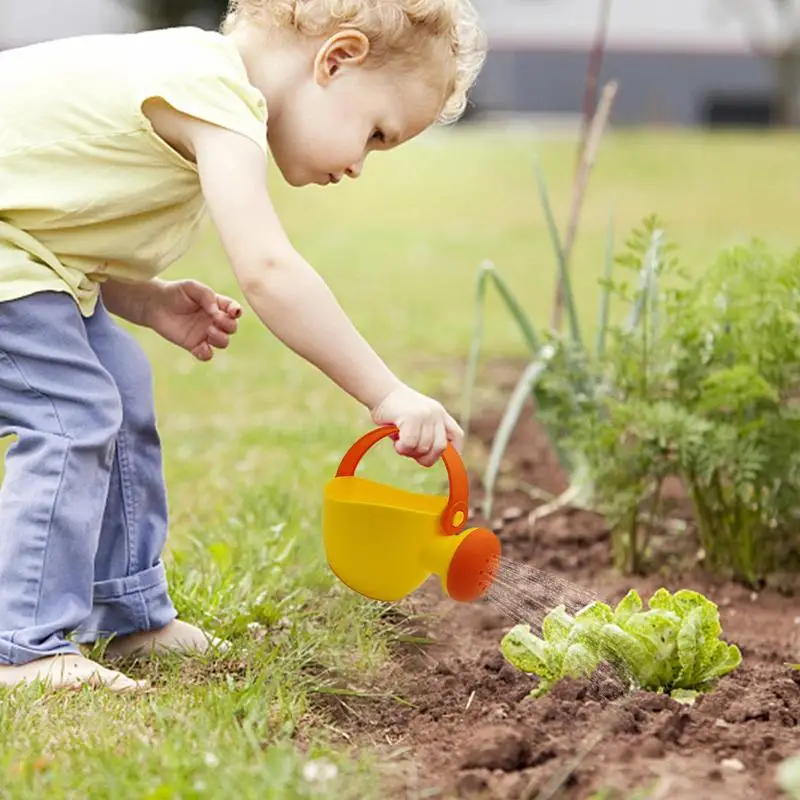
[501,588,742,703]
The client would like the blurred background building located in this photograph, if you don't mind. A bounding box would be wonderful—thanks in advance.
[0,0,141,48]
[470,0,798,128]
[1,0,798,128]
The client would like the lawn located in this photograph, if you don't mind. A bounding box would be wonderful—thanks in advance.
[0,126,798,799]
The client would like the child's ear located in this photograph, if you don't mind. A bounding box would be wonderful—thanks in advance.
[314,31,371,85]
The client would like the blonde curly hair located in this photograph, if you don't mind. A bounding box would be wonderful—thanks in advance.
[222,0,487,124]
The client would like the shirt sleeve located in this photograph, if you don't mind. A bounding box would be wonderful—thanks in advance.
[132,29,268,159]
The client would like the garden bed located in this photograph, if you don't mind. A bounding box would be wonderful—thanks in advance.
[318,398,800,799]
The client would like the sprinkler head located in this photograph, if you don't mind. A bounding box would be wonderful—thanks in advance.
[445,527,501,602]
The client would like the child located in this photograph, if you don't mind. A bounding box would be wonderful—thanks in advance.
[0,0,487,691]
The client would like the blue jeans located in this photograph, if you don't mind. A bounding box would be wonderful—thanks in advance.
[0,291,177,665]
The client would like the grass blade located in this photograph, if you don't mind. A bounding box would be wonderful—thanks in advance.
[596,207,616,359]
[461,262,541,439]
[482,348,557,518]
[488,267,541,353]
[532,155,583,348]
[461,261,493,439]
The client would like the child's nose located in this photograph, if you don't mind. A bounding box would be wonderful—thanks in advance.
[346,158,365,179]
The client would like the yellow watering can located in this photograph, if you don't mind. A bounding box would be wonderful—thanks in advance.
[322,425,501,603]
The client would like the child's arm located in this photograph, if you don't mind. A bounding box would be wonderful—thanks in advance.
[101,276,242,361]
[144,104,461,466]
[101,278,165,326]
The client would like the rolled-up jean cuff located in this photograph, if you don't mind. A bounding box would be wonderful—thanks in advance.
[92,561,168,602]
[0,639,80,667]
[72,561,177,644]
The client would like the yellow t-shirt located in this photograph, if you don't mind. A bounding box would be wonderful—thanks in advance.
[0,26,268,316]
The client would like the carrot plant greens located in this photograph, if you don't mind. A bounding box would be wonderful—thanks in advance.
[565,228,800,583]
[500,588,742,703]
[464,205,800,585]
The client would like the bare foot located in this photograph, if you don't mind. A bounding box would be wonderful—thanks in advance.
[0,654,148,693]
[101,619,230,660]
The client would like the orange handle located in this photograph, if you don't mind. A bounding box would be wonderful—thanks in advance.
[335,425,469,535]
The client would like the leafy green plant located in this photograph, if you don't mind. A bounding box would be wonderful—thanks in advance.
[500,588,742,703]
[464,195,800,584]
[461,180,646,519]
[460,134,666,527]
[565,236,800,583]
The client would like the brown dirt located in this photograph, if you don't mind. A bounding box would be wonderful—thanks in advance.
[315,377,800,799]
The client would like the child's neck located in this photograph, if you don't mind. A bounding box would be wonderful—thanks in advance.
[225,24,313,126]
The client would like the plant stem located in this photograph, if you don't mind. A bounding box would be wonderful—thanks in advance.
[641,479,663,560]
[736,501,759,588]
[611,518,626,571]
[629,509,639,574]
[711,471,736,575]
[574,0,614,171]
[550,81,618,333]
[688,480,715,565]
[553,0,614,333]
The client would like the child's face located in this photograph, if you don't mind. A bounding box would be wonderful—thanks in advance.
[267,34,446,187]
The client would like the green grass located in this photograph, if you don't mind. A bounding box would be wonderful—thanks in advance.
[0,127,797,798]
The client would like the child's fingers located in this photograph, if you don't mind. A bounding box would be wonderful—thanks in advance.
[394,420,422,457]
[206,326,230,349]
[216,295,243,319]
[184,280,220,316]
[192,342,213,362]
[415,422,436,463]
[444,414,464,453]
[212,314,239,335]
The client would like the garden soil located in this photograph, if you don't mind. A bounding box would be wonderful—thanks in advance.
[314,377,800,799]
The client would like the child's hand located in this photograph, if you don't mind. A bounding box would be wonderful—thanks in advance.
[145,279,242,361]
[370,384,464,468]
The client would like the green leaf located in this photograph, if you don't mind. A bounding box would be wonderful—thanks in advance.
[562,642,600,679]
[647,588,676,613]
[671,590,720,630]
[482,351,556,518]
[575,601,614,628]
[460,262,541,439]
[624,226,663,331]
[612,590,643,626]
[676,606,707,687]
[596,207,616,360]
[501,609,602,697]
[500,625,561,682]
[703,641,743,682]
[597,623,659,687]
[670,688,700,705]
[531,680,556,699]
[676,638,742,691]
[696,365,779,415]
[460,261,491,439]
[624,610,680,657]
[487,268,541,354]
[623,609,681,686]
[542,604,575,647]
